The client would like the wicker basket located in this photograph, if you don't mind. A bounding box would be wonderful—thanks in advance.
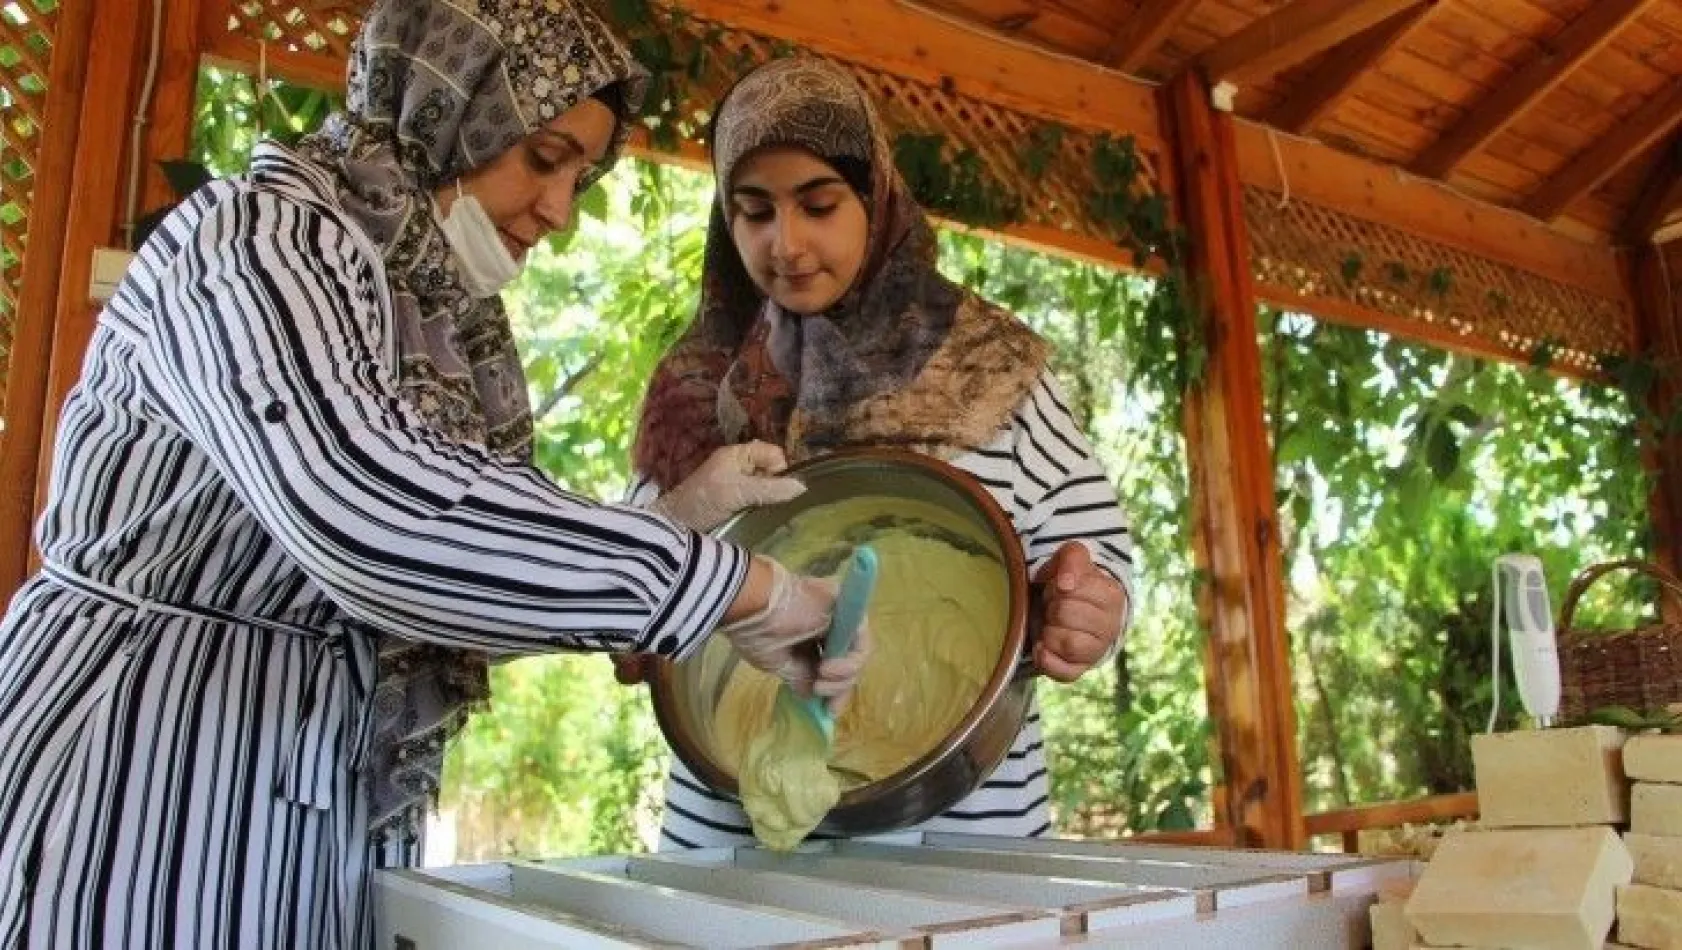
[1556,559,1682,724]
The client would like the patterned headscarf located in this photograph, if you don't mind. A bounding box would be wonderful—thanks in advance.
[633,57,1045,491]
[294,0,647,834]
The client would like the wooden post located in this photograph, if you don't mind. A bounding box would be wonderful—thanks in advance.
[139,0,206,214]
[30,0,150,534]
[1161,70,1305,850]
[0,0,102,597]
[1631,242,1682,615]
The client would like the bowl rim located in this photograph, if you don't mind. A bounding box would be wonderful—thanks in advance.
[648,446,1031,809]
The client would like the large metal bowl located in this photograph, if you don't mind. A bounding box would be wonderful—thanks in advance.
[649,449,1033,836]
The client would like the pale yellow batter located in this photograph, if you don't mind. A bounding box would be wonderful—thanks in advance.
[738,694,841,851]
[709,496,1009,849]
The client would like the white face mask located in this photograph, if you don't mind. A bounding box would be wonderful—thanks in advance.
[437,180,522,299]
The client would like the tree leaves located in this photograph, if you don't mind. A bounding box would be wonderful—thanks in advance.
[1260,305,1653,811]
[1585,705,1682,732]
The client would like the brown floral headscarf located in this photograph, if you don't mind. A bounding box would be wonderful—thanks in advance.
[293,0,647,834]
[633,57,1046,492]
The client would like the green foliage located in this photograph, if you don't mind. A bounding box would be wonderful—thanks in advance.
[892,133,1022,229]
[941,231,1210,833]
[508,160,708,499]
[1586,706,1682,732]
[189,66,340,175]
[1022,123,1064,179]
[440,654,667,859]
[1262,307,1653,813]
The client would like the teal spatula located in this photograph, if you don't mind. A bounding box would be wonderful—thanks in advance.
[740,546,880,848]
[793,545,878,743]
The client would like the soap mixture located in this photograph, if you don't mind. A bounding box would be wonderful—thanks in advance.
[709,496,1010,849]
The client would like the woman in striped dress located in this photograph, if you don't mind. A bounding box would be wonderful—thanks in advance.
[629,57,1137,849]
[0,3,867,948]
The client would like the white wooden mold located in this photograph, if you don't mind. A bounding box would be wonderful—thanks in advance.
[374,834,1405,949]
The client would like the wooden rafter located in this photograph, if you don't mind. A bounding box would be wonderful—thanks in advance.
[1411,0,1657,180]
[1265,1,1434,135]
[666,0,1161,143]
[1196,0,1421,86]
[1621,136,1682,246]
[1523,80,1682,223]
[1232,121,1627,302]
[202,29,348,92]
[1101,0,1201,74]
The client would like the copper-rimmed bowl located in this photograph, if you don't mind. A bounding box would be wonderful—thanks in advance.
[649,448,1033,836]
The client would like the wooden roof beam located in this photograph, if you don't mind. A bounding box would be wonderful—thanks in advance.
[1231,119,1627,304]
[1265,1,1435,135]
[1411,0,1658,180]
[1620,136,1682,246]
[1523,80,1682,223]
[1101,0,1202,74]
[667,0,1161,144]
[1196,0,1422,86]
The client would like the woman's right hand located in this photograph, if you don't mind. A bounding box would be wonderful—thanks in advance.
[718,557,870,702]
[614,556,871,703]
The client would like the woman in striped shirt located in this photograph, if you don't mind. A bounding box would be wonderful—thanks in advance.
[0,3,866,948]
[629,57,1136,849]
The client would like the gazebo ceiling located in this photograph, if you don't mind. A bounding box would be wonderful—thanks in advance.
[904,0,1682,245]
[223,0,1682,246]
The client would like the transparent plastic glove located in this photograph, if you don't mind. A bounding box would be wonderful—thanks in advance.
[718,558,871,700]
[651,441,806,531]
[812,620,872,717]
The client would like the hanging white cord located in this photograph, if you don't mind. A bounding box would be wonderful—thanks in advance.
[257,40,269,139]
[119,0,166,250]
[1268,127,1291,210]
[1487,559,1503,733]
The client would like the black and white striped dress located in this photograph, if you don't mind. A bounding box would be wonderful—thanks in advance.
[0,144,748,949]
[642,373,1136,849]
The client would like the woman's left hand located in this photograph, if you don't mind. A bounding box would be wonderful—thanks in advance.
[1032,542,1128,683]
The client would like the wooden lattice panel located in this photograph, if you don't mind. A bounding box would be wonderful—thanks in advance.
[210,1,1166,248]
[206,1,1625,372]
[646,11,1165,248]
[0,0,58,377]
[1245,186,1635,369]
[223,0,358,59]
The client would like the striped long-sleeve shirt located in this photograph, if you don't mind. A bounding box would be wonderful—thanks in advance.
[641,371,1136,849]
[0,144,747,950]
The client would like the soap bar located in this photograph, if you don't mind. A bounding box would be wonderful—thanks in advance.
[1624,734,1682,785]
[1632,783,1682,838]
[1471,726,1628,827]
[1624,833,1682,889]
[1616,884,1682,949]
[1372,899,1416,950]
[1404,827,1633,950]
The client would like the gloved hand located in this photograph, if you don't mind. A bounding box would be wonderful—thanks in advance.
[719,557,871,704]
[651,441,806,531]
